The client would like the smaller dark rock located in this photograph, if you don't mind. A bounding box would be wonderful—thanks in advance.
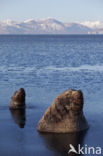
[9,88,26,109]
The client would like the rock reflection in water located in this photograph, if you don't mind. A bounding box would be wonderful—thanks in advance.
[39,130,87,156]
[10,109,26,128]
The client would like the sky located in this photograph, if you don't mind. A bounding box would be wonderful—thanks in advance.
[0,0,103,22]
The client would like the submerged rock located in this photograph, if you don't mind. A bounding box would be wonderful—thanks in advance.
[37,89,89,133]
[9,88,26,109]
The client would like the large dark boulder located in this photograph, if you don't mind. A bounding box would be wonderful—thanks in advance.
[9,88,26,109]
[37,89,89,133]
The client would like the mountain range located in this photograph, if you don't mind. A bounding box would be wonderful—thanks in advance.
[0,18,103,34]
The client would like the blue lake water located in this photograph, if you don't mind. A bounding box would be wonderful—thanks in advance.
[0,35,103,156]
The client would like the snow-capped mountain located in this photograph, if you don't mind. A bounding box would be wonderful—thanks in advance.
[81,21,103,29]
[64,23,92,34]
[0,18,102,34]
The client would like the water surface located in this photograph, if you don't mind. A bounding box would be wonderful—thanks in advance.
[0,35,103,156]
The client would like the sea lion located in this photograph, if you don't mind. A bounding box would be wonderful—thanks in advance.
[37,89,89,133]
[9,88,26,109]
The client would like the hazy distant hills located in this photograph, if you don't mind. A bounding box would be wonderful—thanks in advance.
[0,18,103,34]
[88,28,103,34]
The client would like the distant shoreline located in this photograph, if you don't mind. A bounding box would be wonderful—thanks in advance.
[0,34,103,36]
